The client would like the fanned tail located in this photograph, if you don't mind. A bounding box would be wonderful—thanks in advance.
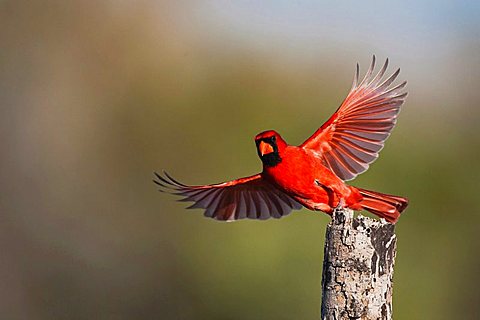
[357,188,408,224]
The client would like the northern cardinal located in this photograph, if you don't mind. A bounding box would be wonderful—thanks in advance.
[154,56,408,223]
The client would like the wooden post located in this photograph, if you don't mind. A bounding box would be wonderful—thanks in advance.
[321,208,397,320]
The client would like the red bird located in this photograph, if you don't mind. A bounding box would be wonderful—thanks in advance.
[154,56,408,223]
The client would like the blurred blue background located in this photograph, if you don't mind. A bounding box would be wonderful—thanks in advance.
[1,1,479,319]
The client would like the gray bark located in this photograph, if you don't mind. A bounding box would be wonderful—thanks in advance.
[321,208,397,320]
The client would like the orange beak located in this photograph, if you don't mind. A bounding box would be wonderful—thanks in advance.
[259,141,274,156]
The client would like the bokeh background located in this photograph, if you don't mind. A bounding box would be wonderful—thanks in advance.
[1,1,479,319]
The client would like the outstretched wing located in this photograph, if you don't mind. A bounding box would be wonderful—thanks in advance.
[301,56,407,181]
[154,171,303,221]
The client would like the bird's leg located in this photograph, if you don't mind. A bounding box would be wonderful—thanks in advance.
[315,179,344,209]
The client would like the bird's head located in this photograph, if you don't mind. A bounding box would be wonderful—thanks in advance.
[254,130,287,167]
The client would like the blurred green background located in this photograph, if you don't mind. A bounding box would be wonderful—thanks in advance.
[1,1,479,319]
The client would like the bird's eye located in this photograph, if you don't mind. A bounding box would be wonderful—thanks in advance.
[271,136,276,142]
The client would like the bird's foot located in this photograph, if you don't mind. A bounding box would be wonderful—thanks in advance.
[333,198,346,213]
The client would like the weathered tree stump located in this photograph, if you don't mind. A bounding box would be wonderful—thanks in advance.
[321,208,397,320]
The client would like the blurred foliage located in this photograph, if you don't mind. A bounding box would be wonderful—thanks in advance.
[0,1,479,319]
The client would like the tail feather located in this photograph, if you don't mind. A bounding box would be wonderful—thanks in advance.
[357,188,408,224]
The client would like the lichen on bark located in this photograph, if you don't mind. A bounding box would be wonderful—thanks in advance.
[321,208,397,320]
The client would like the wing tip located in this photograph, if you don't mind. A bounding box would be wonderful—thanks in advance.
[352,63,360,88]
[153,170,190,194]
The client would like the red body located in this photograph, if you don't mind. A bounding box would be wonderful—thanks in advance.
[262,143,361,212]
[256,130,408,223]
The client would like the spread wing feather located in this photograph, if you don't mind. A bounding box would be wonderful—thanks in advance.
[301,56,407,181]
[154,171,303,221]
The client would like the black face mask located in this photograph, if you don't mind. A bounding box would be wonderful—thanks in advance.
[256,137,282,167]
